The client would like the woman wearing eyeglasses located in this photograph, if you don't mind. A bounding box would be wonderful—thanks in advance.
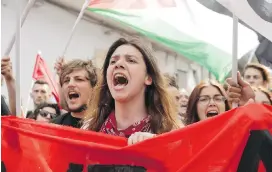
[184,80,230,125]
[185,71,257,125]
[32,103,61,122]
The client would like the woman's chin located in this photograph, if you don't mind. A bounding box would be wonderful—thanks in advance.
[113,95,129,103]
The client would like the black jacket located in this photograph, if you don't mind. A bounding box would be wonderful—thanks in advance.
[50,112,82,128]
[1,95,10,116]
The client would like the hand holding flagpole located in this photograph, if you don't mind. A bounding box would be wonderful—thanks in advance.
[54,0,90,111]
[15,0,21,117]
[231,14,239,108]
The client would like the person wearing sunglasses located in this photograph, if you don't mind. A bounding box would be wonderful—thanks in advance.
[32,103,61,122]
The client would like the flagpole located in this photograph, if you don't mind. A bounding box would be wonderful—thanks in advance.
[247,48,256,64]
[4,0,37,56]
[24,80,35,118]
[232,14,238,108]
[15,0,21,116]
[61,0,91,57]
[25,50,41,117]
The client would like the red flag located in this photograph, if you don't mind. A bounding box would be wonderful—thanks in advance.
[32,53,60,104]
[1,104,272,172]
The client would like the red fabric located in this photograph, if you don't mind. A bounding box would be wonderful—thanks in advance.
[99,112,151,138]
[2,104,272,172]
[32,54,60,104]
[258,161,265,172]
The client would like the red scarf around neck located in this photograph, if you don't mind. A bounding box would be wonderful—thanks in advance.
[99,112,151,138]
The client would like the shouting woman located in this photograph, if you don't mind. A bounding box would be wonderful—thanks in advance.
[184,80,230,125]
[82,38,182,145]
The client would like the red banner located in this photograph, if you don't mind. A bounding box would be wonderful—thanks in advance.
[2,104,272,172]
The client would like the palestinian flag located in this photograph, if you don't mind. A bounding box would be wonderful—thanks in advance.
[87,0,258,82]
[197,0,272,72]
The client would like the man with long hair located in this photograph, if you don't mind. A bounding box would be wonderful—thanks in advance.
[51,59,98,128]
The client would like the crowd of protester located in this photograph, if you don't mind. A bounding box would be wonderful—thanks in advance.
[1,37,272,145]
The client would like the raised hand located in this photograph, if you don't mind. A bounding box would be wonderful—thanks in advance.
[54,57,65,76]
[226,72,255,106]
[1,56,14,81]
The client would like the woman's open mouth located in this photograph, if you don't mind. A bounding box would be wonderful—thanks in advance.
[206,110,219,117]
[113,73,128,89]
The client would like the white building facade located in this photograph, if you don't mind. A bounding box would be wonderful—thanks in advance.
[1,0,209,110]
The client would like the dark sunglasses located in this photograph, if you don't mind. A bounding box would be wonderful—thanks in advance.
[39,109,57,119]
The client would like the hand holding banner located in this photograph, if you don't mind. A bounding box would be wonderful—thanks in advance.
[2,104,272,171]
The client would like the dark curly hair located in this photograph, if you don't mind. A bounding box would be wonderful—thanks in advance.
[31,103,61,120]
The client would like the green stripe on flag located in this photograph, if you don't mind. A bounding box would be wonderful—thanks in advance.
[88,8,232,82]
